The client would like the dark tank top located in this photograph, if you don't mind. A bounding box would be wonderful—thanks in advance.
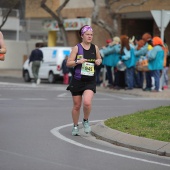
[74,43,96,81]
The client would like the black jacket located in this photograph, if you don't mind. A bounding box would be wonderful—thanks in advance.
[29,49,43,63]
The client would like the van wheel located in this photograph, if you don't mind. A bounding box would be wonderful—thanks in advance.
[48,72,55,83]
[23,70,31,82]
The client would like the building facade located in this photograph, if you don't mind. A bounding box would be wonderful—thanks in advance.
[1,0,170,69]
[25,0,170,48]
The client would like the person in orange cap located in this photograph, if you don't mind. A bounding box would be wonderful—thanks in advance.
[147,36,164,92]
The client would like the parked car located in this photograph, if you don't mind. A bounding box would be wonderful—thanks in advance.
[23,46,72,83]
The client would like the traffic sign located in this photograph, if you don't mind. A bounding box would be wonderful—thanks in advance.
[151,10,170,41]
[151,10,170,28]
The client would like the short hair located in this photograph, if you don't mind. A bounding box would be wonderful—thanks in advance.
[35,43,40,48]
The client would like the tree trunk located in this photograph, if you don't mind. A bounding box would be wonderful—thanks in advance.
[41,0,69,46]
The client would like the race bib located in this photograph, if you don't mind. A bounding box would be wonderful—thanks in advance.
[81,62,94,76]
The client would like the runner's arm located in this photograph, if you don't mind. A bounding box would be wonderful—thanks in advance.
[95,45,102,66]
[67,45,87,67]
[0,32,7,54]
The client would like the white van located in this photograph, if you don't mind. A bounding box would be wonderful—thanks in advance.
[22,47,72,83]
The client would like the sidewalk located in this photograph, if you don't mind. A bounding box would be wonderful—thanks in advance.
[97,85,170,99]
[0,69,22,78]
[0,69,170,157]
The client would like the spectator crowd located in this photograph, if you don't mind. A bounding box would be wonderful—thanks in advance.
[99,33,170,92]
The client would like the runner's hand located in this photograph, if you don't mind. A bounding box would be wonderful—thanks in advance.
[95,59,102,66]
[77,58,87,64]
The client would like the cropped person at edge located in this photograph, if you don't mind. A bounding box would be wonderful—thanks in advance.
[0,31,7,60]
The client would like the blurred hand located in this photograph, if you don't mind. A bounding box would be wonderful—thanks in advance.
[77,58,87,64]
[95,59,102,66]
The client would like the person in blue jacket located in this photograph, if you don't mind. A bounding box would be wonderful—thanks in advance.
[120,35,135,90]
[95,39,111,86]
[141,33,153,91]
[100,36,120,88]
[147,36,164,92]
[134,39,146,88]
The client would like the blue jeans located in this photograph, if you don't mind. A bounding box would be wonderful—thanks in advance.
[151,70,160,91]
[145,71,152,89]
[106,66,113,86]
[96,65,102,85]
[162,67,169,86]
[134,70,143,88]
[114,70,126,88]
[125,67,134,89]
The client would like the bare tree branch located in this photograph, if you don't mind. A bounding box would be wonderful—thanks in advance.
[92,0,114,37]
[41,0,60,22]
[0,0,19,29]
[105,0,120,7]
[115,0,149,13]
[56,0,69,15]
[0,9,12,29]
[41,0,70,46]
[92,0,149,37]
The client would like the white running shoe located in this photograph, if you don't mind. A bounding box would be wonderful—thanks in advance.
[37,79,41,85]
[72,125,80,136]
[82,120,91,134]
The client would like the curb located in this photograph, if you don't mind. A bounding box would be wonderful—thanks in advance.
[91,121,170,157]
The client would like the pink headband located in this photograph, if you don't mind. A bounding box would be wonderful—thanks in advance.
[81,26,93,35]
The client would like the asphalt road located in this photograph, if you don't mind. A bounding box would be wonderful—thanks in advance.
[0,77,170,170]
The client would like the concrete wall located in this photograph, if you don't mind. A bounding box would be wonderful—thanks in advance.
[0,40,36,69]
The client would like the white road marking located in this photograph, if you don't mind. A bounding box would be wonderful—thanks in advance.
[0,98,12,100]
[57,93,68,97]
[50,120,170,168]
[0,82,66,91]
[0,82,32,87]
